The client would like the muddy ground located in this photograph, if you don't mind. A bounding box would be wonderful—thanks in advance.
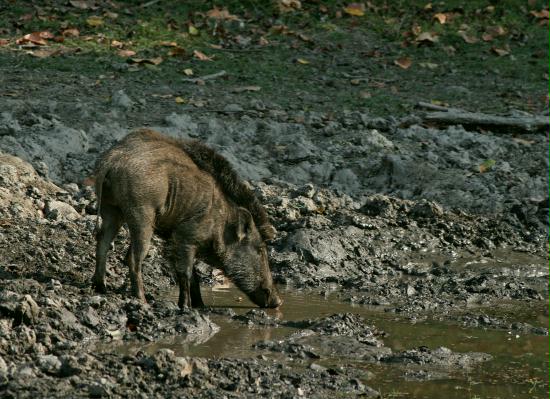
[0,1,549,398]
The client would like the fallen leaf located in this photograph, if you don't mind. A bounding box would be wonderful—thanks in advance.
[117,49,136,57]
[168,47,186,57]
[487,26,506,37]
[482,33,494,42]
[183,68,193,76]
[359,90,371,99]
[16,31,54,46]
[530,9,549,19]
[0,39,9,46]
[458,31,478,44]
[296,58,310,64]
[343,3,365,16]
[394,56,412,69]
[206,6,239,20]
[258,36,269,46]
[188,25,199,36]
[278,0,302,13]
[159,41,178,47]
[70,0,94,9]
[491,46,510,56]
[350,79,360,85]
[419,62,438,69]
[129,57,163,65]
[19,13,34,22]
[512,137,535,146]
[415,31,438,44]
[231,85,261,93]
[111,40,123,48]
[433,12,447,24]
[430,100,448,106]
[175,96,186,104]
[28,48,61,58]
[62,28,80,37]
[104,11,118,20]
[193,50,213,61]
[479,159,496,173]
[86,16,104,27]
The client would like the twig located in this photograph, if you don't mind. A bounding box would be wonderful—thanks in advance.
[140,0,161,8]
[416,102,549,132]
[182,70,227,83]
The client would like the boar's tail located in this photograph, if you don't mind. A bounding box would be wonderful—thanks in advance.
[182,140,276,240]
[93,167,108,235]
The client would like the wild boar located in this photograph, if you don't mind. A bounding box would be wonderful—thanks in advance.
[91,129,282,309]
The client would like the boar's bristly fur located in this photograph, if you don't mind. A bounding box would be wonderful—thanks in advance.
[92,128,282,309]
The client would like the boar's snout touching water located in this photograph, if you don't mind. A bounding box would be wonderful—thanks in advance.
[91,129,282,309]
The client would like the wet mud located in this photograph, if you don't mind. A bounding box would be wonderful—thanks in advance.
[0,98,548,397]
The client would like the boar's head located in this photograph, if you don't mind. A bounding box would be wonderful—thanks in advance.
[222,207,282,308]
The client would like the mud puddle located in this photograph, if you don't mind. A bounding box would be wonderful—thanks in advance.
[101,285,549,399]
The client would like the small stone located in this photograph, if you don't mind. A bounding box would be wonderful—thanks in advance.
[223,103,244,113]
[309,363,327,373]
[44,200,80,221]
[38,354,62,375]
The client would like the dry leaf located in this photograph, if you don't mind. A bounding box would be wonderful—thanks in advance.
[62,28,80,37]
[193,50,213,61]
[419,62,438,69]
[117,49,136,57]
[350,79,360,85]
[394,56,412,69]
[159,41,178,47]
[491,46,510,56]
[482,33,494,42]
[183,68,193,76]
[16,31,54,46]
[206,6,239,20]
[69,0,94,9]
[530,9,549,19]
[86,16,104,27]
[174,96,186,104]
[168,47,186,57]
[188,25,199,36]
[0,39,10,46]
[415,31,438,44]
[512,137,535,146]
[343,3,365,16]
[359,90,371,99]
[231,86,261,93]
[458,31,478,44]
[296,58,310,64]
[479,159,496,173]
[278,0,302,13]
[104,11,118,19]
[110,40,123,48]
[258,36,269,46]
[129,57,163,65]
[28,48,61,58]
[487,26,506,36]
[433,13,447,24]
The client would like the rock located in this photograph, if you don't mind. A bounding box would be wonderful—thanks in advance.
[44,200,80,221]
[38,355,62,375]
[111,90,134,110]
[0,355,7,374]
[223,103,244,113]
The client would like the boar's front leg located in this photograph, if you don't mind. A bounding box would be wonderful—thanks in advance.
[174,244,204,308]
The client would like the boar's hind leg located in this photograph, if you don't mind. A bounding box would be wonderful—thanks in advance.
[93,205,123,293]
[174,245,203,308]
[126,212,154,303]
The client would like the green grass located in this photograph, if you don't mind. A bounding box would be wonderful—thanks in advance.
[0,0,547,116]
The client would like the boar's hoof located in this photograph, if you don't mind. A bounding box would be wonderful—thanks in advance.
[92,280,107,294]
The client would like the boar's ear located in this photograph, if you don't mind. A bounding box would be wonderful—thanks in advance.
[236,207,255,242]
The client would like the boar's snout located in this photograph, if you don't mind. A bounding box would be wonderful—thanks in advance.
[248,287,283,308]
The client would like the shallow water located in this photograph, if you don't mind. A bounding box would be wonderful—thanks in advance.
[106,285,549,399]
